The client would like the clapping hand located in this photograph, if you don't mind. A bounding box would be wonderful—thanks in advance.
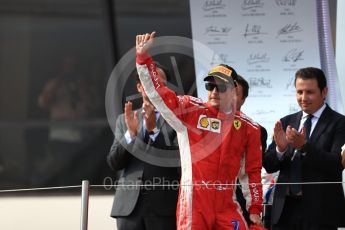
[142,102,156,132]
[273,121,288,152]
[286,125,306,150]
[124,101,139,139]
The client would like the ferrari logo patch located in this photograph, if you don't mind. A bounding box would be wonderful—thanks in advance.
[234,120,241,130]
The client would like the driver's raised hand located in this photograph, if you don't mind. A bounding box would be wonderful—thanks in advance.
[136,32,156,55]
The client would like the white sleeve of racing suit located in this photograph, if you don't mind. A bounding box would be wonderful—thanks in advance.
[136,53,186,132]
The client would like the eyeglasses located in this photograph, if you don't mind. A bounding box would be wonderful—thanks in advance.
[205,82,228,93]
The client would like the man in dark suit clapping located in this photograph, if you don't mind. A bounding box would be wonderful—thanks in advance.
[263,67,345,230]
[107,65,180,230]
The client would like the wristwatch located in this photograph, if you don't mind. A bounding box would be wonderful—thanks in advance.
[298,142,309,156]
[148,127,159,135]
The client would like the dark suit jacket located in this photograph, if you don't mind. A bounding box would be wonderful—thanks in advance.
[263,105,345,226]
[107,112,180,217]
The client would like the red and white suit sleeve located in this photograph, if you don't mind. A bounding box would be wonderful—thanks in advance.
[136,52,194,229]
[136,52,187,131]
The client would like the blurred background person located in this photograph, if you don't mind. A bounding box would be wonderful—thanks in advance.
[36,56,99,186]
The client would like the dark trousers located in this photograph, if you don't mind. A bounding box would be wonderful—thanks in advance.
[272,196,337,230]
[116,193,176,230]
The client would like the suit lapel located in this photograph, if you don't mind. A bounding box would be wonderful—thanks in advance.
[156,114,165,129]
[309,105,332,142]
[285,112,302,156]
[292,111,303,130]
[156,113,174,146]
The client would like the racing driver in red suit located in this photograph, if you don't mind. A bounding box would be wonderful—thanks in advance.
[135,32,264,230]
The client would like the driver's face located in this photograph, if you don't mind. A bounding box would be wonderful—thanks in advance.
[207,78,236,113]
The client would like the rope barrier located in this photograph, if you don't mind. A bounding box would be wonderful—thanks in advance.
[0,181,344,193]
[95,181,345,187]
[0,185,81,193]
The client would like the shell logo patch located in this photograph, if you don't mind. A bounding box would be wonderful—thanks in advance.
[200,117,209,128]
[234,120,241,130]
[197,115,221,133]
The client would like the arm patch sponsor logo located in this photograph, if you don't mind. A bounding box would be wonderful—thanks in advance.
[149,63,161,89]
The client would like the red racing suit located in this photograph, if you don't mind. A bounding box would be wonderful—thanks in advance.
[136,53,263,230]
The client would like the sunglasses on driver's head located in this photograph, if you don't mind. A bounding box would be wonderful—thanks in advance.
[205,82,228,93]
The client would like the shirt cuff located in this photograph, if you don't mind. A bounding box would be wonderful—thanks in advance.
[124,130,134,144]
[276,147,286,161]
[149,130,160,142]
